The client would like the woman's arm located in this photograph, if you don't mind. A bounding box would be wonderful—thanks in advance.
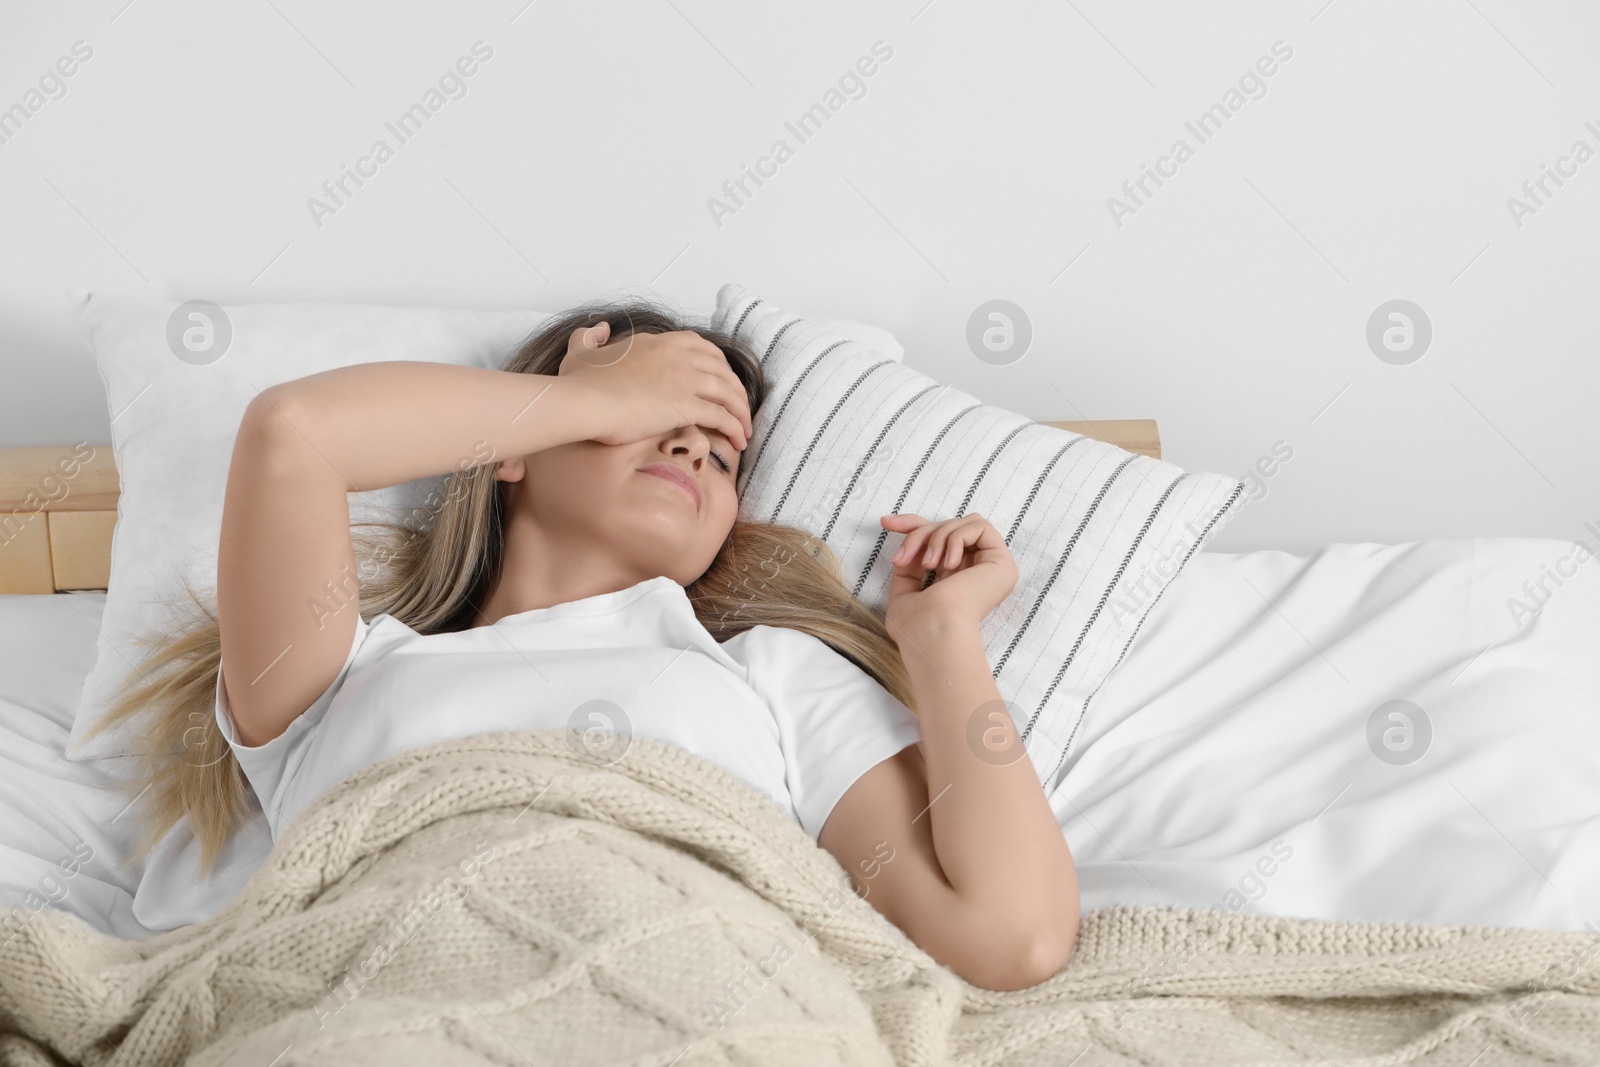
[820,614,1080,991]
[902,615,1080,966]
[820,512,1079,991]
[255,360,591,494]
[223,325,753,748]
[218,361,597,748]
[264,323,752,493]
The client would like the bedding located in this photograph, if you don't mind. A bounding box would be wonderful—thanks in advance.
[2,730,1597,1067]
[711,282,1246,794]
[1065,535,1600,934]
[0,591,270,939]
[0,590,146,941]
[62,288,905,762]
[4,534,1595,944]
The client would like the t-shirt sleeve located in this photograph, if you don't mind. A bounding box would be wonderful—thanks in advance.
[733,625,922,839]
[213,612,370,830]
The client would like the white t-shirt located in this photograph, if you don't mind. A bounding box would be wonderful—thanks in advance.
[214,575,922,841]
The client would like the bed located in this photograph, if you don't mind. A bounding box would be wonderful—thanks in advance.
[2,422,1164,938]
[3,434,1598,1065]
[3,428,1595,940]
[1058,535,1599,934]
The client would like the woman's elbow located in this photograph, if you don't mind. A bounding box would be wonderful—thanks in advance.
[956,917,1080,992]
[1025,914,1081,986]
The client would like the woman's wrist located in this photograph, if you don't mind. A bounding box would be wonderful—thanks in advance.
[533,372,594,442]
[549,373,625,447]
[888,602,982,649]
[888,609,984,670]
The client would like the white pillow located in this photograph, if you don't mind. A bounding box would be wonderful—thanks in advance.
[63,292,902,761]
[713,283,1246,794]
[816,318,903,364]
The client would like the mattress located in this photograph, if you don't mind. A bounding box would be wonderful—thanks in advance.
[2,536,1595,939]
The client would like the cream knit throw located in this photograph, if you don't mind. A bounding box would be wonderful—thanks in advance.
[1,731,1597,1066]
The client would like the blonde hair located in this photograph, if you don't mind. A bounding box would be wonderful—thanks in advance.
[84,300,918,873]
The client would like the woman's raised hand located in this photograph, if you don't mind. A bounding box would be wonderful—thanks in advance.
[879,512,1019,640]
[557,321,753,451]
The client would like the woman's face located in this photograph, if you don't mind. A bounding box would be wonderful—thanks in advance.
[491,338,744,586]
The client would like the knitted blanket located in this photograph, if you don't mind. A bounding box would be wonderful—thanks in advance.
[2,731,1597,1067]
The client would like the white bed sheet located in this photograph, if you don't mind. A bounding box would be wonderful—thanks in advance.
[0,590,154,939]
[3,535,1595,940]
[1056,536,1599,933]
[0,591,268,941]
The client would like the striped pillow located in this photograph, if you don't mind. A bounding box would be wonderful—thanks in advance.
[713,283,1246,794]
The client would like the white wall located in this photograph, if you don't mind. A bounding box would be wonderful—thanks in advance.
[2,0,1595,554]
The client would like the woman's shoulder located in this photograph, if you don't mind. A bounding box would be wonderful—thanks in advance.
[720,622,811,653]
[336,610,425,664]
[720,624,864,681]
[358,610,478,641]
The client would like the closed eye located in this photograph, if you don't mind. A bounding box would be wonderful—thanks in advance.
[710,448,733,475]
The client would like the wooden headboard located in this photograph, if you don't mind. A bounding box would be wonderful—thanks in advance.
[0,419,1159,595]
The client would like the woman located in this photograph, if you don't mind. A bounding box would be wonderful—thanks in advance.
[90,302,1080,992]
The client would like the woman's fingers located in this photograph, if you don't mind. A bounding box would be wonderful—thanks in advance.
[969,516,1007,556]
[886,513,983,570]
[908,524,940,566]
[695,353,753,443]
[944,527,968,570]
[718,369,753,444]
[689,399,742,453]
[929,522,963,566]
[927,518,979,571]
[686,341,751,437]
[694,369,749,449]
[886,514,929,564]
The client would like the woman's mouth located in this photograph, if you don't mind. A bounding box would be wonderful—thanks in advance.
[639,463,702,510]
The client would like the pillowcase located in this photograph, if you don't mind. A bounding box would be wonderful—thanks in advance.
[63,291,906,762]
[712,283,1246,795]
[63,293,549,761]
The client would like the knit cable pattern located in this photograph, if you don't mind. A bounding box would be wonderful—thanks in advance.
[2,730,1596,1066]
